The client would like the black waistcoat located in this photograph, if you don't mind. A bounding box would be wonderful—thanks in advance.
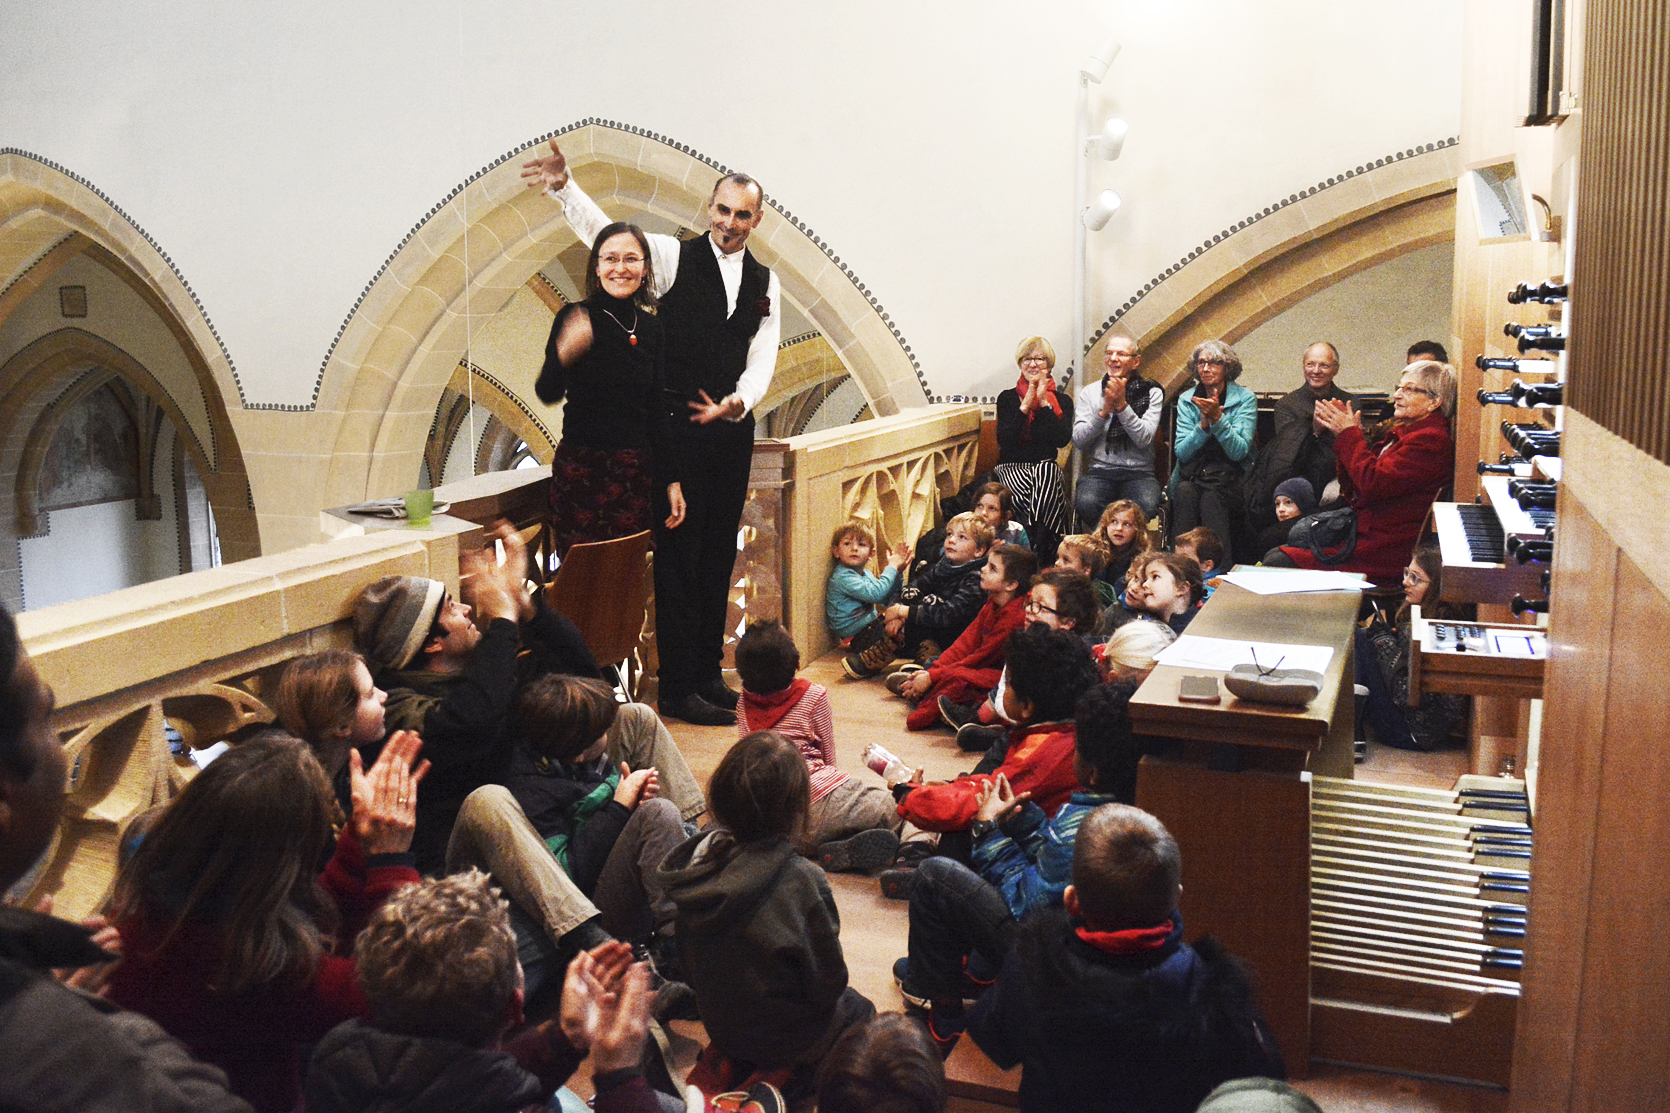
[657,235,771,421]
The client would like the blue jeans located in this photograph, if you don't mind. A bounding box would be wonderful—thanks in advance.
[1075,468,1162,531]
[907,856,1018,1001]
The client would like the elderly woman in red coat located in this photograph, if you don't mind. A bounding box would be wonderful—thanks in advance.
[1268,359,1455,587]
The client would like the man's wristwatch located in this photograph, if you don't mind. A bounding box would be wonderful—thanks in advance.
[970,818,996,842]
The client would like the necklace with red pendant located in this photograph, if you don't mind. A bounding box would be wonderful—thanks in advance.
[599,305,639,346]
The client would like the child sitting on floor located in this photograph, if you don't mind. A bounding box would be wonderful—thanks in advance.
[1254,477,1316,557]
[1055,533,1114,605]
[305,873,663,1113]
[735,621,903,872]
[826,521,912,661]
[973,481,1031,549]
[501,678,688,965]
[1094,499,1152,593]
[949,567,1102,748]
[886,542,1037,732]
[891,679,1147,1055]
[1130,551,1205,635]
[884,626,1101,844]
[1172,526,1225,595]
[845,511,993,678]
[967,804,1284,1112]
[658,732,876,1105]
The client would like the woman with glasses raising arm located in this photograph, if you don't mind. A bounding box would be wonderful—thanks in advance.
[535,223,686,559]
[1267,360,1457,588]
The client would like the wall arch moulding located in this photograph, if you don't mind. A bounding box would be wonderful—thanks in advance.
[0,152,258,560]
[318,121,927,508]
[1086,141,1462,394]
[3,331,221,539]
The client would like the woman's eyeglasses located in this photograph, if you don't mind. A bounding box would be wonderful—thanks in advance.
[1024,598,1060,616]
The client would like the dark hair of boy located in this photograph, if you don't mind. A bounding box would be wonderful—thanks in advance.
[1069,804,1182,930]
[1146,551,1206,608]
[1173,527,1225,573]
[1033,568,1102,633]
[817,1011,948,1113]
[734,621,801,697]
[988,542,1039,594]
[515,675,619,763]
[353,869,519,1048]
[974,481,1013,518]
[1072,679,1145,803]
[1004,625,1102,723]
[708,730,811,843]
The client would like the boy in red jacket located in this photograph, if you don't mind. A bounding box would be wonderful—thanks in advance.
[887,543,1038,732]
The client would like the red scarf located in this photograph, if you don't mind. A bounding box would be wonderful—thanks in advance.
[741,678,811,731]
[1015,374,1064,420]
[1075,918,1176,956]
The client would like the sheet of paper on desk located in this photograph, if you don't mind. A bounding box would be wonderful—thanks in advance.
[1219,569,1367,595]
[1155,635,1336,675]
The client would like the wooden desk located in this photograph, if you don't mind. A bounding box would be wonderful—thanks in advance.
[1129,577,1361,1077]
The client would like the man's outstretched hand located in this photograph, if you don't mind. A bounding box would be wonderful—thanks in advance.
[521,139,570,193]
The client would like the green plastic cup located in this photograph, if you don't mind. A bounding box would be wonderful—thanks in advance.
[402,489,434,528]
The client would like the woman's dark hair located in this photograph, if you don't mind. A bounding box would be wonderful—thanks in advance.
[113,734,340,995]
[1033,568,1100,633]
[817,1012,948,1113]
[1073,679,1143,803]
[734,621,800,696]
[583,222,657,308]
[516,675,620,763]
[1188,338,1244,384]
[987,542,1038,594]
[1004,626,1102,724]
[708,731,810,843]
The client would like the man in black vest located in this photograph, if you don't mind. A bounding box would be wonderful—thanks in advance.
[523,141,781,726]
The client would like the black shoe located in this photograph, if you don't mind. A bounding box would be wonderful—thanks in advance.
[955,722,1006,753]
[938,696,981,730]
[892,839,937,868]
[699,678,740,710]
[660,692,737,727]
[818,828,901,873]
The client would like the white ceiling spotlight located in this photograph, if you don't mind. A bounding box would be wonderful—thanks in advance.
[1081,36,1122,84]
[1083,189,1123,231]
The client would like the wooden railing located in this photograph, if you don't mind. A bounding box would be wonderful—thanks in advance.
[13,406,981,920]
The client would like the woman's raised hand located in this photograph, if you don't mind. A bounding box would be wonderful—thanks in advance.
[350,729,430,856]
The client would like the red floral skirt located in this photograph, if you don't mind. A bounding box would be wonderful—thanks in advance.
[548,442,653,557]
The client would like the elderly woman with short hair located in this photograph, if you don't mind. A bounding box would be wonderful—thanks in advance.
[993,336,1075,561]
[1169,340,1258,566]
[1270,359,1456,587]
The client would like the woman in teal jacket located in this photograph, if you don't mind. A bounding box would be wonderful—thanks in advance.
[1169,340,1257,566]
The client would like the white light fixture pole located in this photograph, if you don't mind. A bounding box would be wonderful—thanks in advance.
[1073,35,1124,392]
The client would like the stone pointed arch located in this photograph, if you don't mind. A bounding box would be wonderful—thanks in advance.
[4,331,219,537]
[1089,142,1462,393]
[318,122,926,506]
[0,152,259,560]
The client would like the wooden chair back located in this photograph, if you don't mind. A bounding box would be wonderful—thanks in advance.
[544,530,655,687]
